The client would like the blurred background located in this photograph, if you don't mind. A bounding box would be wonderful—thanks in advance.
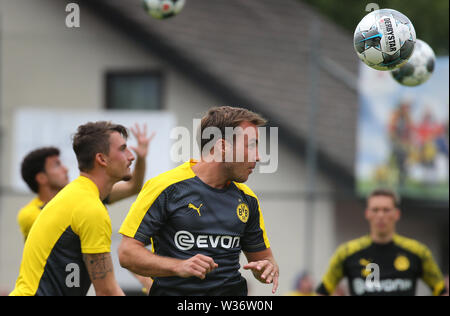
[0,0,448,296]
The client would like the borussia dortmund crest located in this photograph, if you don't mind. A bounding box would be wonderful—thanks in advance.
[236,203,249,223]
[394,255,410,272]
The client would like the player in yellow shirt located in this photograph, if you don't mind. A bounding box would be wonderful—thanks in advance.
[17,147,69,241]
[17,123,153,241]
[10,121,136,296]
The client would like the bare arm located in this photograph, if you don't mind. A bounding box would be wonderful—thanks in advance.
[82,252,125,296]
[131,273,153,295]
[118,235,218,279]
[244,248,279,294]
[108,156,146,203]
[108,124,155,204]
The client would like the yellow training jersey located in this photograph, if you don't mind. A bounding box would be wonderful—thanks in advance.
[17,197,44,241]
[10,176,112,296]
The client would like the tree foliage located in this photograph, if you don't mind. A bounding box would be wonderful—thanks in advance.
[302,0,449,55]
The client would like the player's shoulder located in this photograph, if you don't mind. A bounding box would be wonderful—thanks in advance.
[18,197,42,211]
[335,235,373,259]
[17,197,42,218]
[233,182,263,210]
[53,177,106,215]
[142,160,196,193]
[392,234,431,258]
[69,195,108,225]
[63,176,98,196]
[233,182,258,199]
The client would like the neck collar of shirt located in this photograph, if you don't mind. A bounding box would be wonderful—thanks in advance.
[370,234,396,247]
[187,159,233,193]
[76,175,100,198]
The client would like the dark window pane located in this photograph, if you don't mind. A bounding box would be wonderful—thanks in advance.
[106,72,162,110]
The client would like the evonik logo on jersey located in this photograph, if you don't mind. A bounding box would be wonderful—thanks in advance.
[359,262,413,295]
[174,231,240,251]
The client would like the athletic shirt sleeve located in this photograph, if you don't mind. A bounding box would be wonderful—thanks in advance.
[17,208,39,241]
[240,195,270,252]
[393,235,447,296]
[316,244,346,295]
[17,198,43,241]
[420,245,446,296]
[119,180,170,246]
[72,201,112,254]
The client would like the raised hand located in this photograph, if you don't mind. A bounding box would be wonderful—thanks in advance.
[129,123,156,159]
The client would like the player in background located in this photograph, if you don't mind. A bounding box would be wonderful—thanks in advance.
[316,188,446,296]
[284,271,316,296]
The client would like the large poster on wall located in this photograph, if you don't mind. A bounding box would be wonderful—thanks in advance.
[356,57,449,200]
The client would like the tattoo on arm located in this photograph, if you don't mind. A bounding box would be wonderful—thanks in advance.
[83,253,113,281]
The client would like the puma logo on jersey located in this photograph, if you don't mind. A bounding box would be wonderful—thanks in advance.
[188,203,203,216]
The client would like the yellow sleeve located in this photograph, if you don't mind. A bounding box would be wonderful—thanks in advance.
[17,206,41,241]
[119,180,161,240]
[119,177,173,244]
[319,244,346,295]
[72,202,112,254]
[120,162,196,240]
[234,182,270,250]
[421,246,446,296]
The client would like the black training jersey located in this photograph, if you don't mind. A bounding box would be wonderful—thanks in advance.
[119,160,270,296]
[316,235,446,296]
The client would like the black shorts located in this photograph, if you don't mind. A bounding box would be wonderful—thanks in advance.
[149,277,248,296]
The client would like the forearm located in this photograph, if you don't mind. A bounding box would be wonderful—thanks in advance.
[83,252,125,296]
[129,155,146,193]
[118,242,181,278]
[260,254,277,266]
[132,273,153,294]
[245,248,277,266]
[96,284,125,296]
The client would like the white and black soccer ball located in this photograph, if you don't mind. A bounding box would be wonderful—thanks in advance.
[142,0,185,19]
[354,9,416,71]
[391,39,436,87]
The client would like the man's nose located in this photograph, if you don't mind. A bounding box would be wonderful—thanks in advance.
[127,149,135,161]
[255,149,260,162]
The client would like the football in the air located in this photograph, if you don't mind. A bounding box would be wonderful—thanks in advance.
[142,0,185,19]
[391,39,436,87]
[354,9,416,71]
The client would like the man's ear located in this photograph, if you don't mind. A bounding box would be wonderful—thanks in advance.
[395,208,401,222]
[364,208,370,221]
[95,153,108,168]
[35,172,47,186]
[221,138,234,162]
[214,138,229,152]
